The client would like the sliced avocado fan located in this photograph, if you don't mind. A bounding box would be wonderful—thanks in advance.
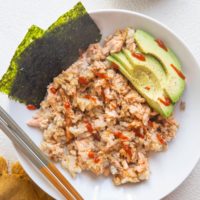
[134,29,185,103]
[107,54,174,117]
[123,48,167,88]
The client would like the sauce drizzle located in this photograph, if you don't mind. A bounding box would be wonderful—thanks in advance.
[170,64,186,80]
[26,104,37,110]
[95,72,108,79]
[84,95,96,102]
[114,131,128,140]
[94,157,100,163]
[132,52,146,61]
[145,86,151,91]
[111,62,119,70]
[155,39,168,52]
[84,120,94,133]
[134,129,144,139]
[88,151,95,159]
[123,144,132,157]
[156,134,166,145]
[64,101,71,109]
[78,76,88,85]
[50,87,57,94]
[158,97,171,106]
[148,120,154,128]
[88,151,100,163]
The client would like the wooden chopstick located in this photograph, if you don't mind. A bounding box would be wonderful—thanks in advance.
[0,116,74,200]
[47,163,83,199]
[0,106,83,200]
[40,166,74,200]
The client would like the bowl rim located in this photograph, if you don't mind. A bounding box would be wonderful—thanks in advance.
[89,9,200,199]
[14,8,200,200]
[90,8,200,69]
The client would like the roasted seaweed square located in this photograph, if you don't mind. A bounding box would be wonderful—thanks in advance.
[0,2,101,107]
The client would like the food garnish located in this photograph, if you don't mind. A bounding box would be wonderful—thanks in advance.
[0,2,101,107]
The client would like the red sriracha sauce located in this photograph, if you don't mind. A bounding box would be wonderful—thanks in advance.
[94,157,100,163]
[134,128,144,139]
[155,39,168,52]
[114,131,128,140]
[64,101,71,109]
[111,62,119,70]
[84,94,96,102]
[26,104,37,110]
[85,121,94,133]
[158,97,171,106]
[123,144,132,157]
[148,120,154,128]
[50,86,57,94]
[145,86,151,91]
[88,151,100,163]
[88,151,95,159]
[170,64,186,80]
[156,134,166,145]
[101,89,108,103]
[132,52,146,61]
[78,76,88,85]
[95,72,108,79]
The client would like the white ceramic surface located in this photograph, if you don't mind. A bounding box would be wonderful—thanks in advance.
[1,8,200,200]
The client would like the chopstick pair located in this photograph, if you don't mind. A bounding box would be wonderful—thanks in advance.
[0,106,83,200]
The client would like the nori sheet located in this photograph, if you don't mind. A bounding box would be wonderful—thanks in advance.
[0,25,44,95]
[0,2,101,107]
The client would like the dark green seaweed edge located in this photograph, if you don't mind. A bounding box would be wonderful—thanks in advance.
[47,2,87,32]
[0,25,44,95]
[0,2,87,97]
[0,2,99,105]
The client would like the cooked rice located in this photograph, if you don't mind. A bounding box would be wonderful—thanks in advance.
[28,28,178,185]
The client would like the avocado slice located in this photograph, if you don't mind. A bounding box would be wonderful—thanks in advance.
[112,51,133,72]
[107,55,174,117]
[122,48,167,88]
[134,29,185,103]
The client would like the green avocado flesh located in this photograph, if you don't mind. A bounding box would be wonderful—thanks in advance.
[112,52,133,72]
[123,48,167,88]
[0,2,101,107]
[134,29,185,103]
[107,56,174,117]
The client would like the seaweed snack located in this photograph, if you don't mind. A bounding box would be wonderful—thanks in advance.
[0,2,101,107]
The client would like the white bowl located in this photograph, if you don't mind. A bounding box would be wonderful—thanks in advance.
[2,9,200,200]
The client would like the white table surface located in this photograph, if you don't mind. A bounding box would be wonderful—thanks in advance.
[0,0,200,199]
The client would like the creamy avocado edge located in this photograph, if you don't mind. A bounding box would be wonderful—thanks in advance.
[122,48,167,89]
[112,51,165,97]
[107,54,174,117]
[106,29,185,117]
[134,29,185,103]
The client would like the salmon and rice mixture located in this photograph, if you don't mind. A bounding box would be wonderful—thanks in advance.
[28,28,178,185]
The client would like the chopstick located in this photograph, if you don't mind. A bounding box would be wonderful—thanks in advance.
[0,106,83,200]
[0,118,74,199]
